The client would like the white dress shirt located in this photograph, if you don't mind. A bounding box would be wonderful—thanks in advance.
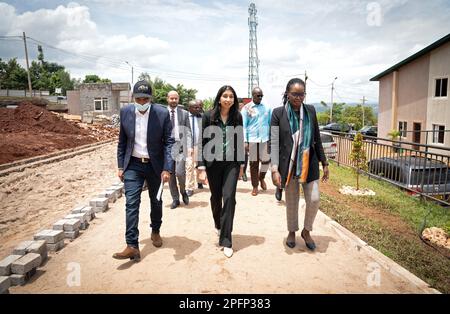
[168,106,180,141]
[132,106,150,158]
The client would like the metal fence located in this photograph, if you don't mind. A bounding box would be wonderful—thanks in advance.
[328,131,450,206]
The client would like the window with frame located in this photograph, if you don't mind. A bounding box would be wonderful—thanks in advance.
[398,121,407,137]
[432,124,445,144]
[94,97,109,111]
[435,78,448,97]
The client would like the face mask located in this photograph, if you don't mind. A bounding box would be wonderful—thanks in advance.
[134,101,150,112]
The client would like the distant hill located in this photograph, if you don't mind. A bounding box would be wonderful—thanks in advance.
[311,102,379,115]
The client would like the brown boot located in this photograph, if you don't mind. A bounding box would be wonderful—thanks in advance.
[259,172,267,190]
[251,187,258,196]
[151,232,163,247]
[112,245,140,261]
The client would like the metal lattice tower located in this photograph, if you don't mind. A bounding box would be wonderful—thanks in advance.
[248,3,259,97]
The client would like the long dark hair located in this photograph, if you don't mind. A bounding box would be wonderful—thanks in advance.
[211,85,240,125]
[282,78,305,105]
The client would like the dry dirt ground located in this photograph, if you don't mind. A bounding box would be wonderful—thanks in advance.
[0,142,433,293]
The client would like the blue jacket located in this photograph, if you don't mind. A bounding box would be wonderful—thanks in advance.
[117,104,175,174]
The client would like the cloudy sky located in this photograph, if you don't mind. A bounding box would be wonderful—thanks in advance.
[1,0,449,106]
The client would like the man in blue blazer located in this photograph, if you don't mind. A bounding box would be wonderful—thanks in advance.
[113,80,175,261]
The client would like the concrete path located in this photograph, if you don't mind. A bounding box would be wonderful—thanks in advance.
[9,173,438,293]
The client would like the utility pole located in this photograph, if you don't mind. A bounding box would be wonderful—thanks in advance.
[304,70,308,93]
[22,32,32,97]
[329,77,337,123]
[248,3,260,97]
[125,61,134,104]
[361,96,367,128]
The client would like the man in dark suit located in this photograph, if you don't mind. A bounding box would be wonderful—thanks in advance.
[113,80,174,261]
[167,91,192,209]
[270,78,329,251]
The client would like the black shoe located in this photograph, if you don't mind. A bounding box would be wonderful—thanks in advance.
[275,188,283,201]
[186,190,194,197]
[197,183,204,189]
[182,192,189,205]
[171,200,180,209]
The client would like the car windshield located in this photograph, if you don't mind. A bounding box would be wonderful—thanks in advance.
[320,133,334,143]
[360,126,371,132]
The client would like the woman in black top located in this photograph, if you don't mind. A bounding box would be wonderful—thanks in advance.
[197,85,245,258]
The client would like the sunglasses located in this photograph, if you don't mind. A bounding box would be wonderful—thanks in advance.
[255,94,264,98]
[289,92,306,98]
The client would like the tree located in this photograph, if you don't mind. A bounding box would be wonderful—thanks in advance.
[316,111,330,126]
[0,58,28,89]
[349,132,368,190]
[202,97,215,111]
[341,105,377,130]
[136,72,197,106]
[82,74,111,83]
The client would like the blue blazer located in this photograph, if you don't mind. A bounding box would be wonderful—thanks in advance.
[117,104,175,175]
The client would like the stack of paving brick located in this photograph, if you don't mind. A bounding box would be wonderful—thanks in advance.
[0,241,44,287]
[34,230,65,252]
[98,190,117,204]
[89,197,109,213]
[0,276,10,294]
[53,218,81,240]
[64,210,91,230]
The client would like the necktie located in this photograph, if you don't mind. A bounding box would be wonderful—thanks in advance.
[191,114,195,146]
[171,109,175,129]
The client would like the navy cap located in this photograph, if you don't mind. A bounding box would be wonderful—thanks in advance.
[133,80,152,98]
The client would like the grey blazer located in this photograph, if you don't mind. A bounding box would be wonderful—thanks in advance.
[172,106,192,154]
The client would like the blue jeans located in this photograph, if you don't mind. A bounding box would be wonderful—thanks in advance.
[124,158,162,248]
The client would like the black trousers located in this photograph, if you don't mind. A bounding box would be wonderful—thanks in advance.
[206,161,240,248]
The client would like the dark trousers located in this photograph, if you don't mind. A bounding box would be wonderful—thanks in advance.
[123,157,162,248]
[206,161,240,248]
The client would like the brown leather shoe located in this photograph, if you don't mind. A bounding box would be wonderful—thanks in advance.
[112,245,140,261]
[151,232,163,247]
[251,187,258,196]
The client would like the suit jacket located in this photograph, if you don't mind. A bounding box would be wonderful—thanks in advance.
[197,110,245,168]
[188,112,202,146]
[117,104,175,174]
[270,104,327,185]
[171,106,192,155]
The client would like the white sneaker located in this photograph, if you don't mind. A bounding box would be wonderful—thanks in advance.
[223,247,233,258]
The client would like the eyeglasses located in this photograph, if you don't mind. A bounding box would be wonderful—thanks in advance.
[289,92,306,98]
[255,94,264,98]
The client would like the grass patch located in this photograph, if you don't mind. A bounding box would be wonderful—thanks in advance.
[320,162,450,293]
[328,162,450,234]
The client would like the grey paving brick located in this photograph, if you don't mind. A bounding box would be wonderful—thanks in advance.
[10,274,26,286]
[80,221,90,230]
[64,229,80,240]
[80,206,95,221]
[89,197,109,209]
[11,253,41,275]
[26,240,48,264]
[53,219,68,231]
[65,213,88,224]
[34,229,64,244]
[12,240,34,256]
[63,218,81,231]
[46,240,65,252]
[70,205,85,214]
[0,255,22,276]
[0,276,11,293]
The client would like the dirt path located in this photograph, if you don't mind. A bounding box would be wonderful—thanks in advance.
[0,143,436,293]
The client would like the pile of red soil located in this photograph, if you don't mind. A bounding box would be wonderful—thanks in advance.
[0,103,114,165]
[0,103,89,134]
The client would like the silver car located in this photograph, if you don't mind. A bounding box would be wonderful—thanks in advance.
[320,132,337,159]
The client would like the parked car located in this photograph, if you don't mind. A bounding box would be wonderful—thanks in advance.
[368,156,450,199]
[320,132,337,159]
[349,126,378,140]
[321,122,351,135]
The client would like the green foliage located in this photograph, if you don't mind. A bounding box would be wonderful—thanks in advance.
[341,105,377,130]
[137,72,197,106]
[349,132,368,190]
[202,97,215,111]
[317,111,330,125]
[388,129,401,140]
[0,58,28,89]
[0,46,76,95]
[82,74,111,83]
